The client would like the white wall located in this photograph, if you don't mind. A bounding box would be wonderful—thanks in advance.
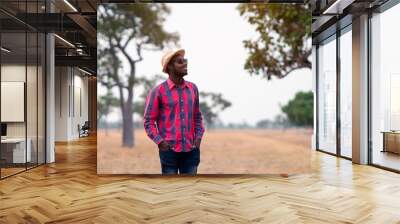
[46,32,55,163]
[1,65,38,139]
[55,66,69,141]
[72,72,89,137]
[54,67,89,141]
[1,66,26,130]
[1,63,46,164]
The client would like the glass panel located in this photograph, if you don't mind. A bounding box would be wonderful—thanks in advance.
[38,32,45,165]
[27,30,38,169]
[1,31,27,177]
[0,1,29,32]
[26,0,38,169]
[318,36,337,154]
[340,28,352,158]
[371,4,400,171]
[0,0,46,178]
[1,1,27,12]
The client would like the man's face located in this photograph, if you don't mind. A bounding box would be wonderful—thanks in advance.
[170,54,188,76]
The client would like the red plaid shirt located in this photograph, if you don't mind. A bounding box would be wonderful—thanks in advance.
[144,78,205,152]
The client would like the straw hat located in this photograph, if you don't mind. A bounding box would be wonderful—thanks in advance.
[161,48,185,73]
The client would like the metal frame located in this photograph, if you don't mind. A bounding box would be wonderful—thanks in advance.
[0,15,2,179]
[44,0,47,165]
[36,2,39,167]
[336,26,341,157]
[316,44,319,151]
[25,1,28,172]
[367,11,373,166]
[0,0,47,180]
[373,0,400,13]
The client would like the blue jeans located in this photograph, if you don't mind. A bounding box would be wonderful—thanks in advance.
[158,147,200,175]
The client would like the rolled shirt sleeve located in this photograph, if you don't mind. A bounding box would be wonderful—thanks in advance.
[193,84,205,141]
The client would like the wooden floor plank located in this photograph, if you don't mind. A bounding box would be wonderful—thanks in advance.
[0,135,400,223]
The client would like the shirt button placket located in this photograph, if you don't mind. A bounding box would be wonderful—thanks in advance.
[178,88,185,152]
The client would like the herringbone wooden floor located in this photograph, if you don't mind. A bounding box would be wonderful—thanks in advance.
[1,135,400,223]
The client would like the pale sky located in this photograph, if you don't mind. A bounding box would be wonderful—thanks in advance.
[100,3,312,126]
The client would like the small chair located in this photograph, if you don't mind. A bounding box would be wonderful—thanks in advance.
[79,121,90,138]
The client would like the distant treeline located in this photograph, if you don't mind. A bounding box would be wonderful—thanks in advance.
[98,118,310,130]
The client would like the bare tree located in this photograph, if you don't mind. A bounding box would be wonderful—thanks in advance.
[98,4,179,147]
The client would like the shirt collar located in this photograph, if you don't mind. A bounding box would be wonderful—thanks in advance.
[167,78,188,89]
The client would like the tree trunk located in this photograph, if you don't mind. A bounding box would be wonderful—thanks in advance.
[121,88,134,147]
[113,42,137,148]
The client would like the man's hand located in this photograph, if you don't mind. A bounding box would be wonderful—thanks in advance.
[194,138,201,149]
[158,141,171,152]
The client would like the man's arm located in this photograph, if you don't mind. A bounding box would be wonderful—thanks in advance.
[193,84,205,146]
[143,87,163,145]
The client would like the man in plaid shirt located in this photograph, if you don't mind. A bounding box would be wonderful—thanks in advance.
[144,49,205,175]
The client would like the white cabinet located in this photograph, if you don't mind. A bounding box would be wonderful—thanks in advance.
[1,138,32,163]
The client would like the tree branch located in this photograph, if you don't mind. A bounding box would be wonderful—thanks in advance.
[133,43,143,63]
[279,65,310,79]
[99,79,118,89]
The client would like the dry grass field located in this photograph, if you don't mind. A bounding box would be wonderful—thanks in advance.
[98,128,312,174]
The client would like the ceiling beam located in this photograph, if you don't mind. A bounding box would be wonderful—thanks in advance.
[55,55,96,74]
[67,13,97,46]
